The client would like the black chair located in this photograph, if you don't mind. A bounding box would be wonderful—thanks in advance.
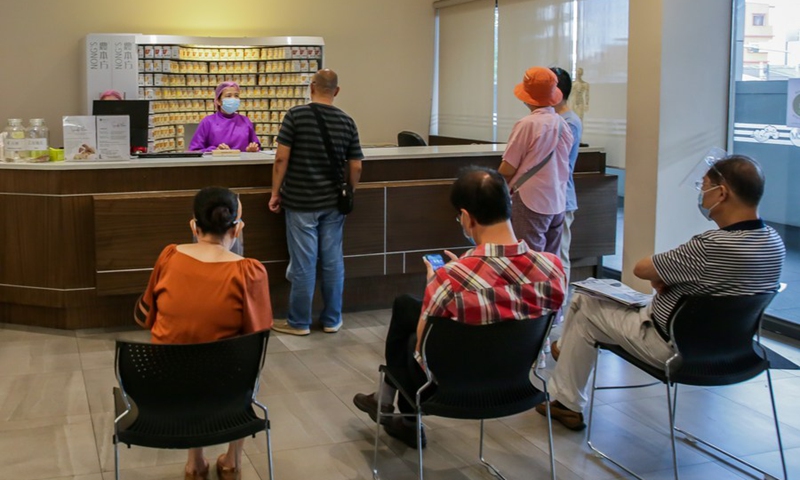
[371,314,558,480]
[112,330,273,480]
[587,293,787,480]
[397,131,427,147]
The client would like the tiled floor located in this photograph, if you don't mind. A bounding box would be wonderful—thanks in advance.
[2,312,799,480]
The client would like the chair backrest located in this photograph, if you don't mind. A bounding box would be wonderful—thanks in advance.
[115,330,269,416]
[668,293,775,368]
[421,314,555,395]
[397,131,427,147]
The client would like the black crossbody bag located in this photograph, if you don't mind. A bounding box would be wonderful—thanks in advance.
[308,103,354,215]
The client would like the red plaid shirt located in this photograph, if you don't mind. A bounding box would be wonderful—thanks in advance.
[421,241,565,324]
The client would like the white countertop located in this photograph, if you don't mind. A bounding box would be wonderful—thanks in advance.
[0,144,603,170]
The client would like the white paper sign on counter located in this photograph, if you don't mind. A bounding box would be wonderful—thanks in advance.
[63,116,98,161]
[97,115,130,159]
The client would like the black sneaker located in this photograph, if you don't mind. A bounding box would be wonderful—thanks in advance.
[353,392,394,425]
[384,417,426,449]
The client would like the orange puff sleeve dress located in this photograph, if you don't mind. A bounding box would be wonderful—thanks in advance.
[135,244,273,344]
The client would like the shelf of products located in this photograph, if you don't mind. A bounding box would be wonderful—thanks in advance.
[137,44,323,152]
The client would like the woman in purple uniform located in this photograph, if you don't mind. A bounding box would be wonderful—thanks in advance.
[189,81,260,152]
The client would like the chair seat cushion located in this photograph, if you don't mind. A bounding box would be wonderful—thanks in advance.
[423,385,546,419]
[114,388,266,449]
[598,343,768,387]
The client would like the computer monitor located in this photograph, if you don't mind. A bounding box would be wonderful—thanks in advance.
[92,100,149,153]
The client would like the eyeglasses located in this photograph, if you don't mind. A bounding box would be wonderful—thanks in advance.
[694,180,721,192]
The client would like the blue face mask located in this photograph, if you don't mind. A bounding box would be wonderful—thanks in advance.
[221,98,240,114]
[461,227,476,246]
[697,185,721,221]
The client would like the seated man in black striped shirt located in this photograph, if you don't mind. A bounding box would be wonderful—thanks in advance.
[537,154,785,430]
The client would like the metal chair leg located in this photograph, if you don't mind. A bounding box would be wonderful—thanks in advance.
[265,419,274,480]
[372,371,385,480]
[586,348,646,479]
[665,383,680,480]
[544,398,556,480]
[478,419,507,480]
[586,348,600,452]
[533,364,557,480]
[114,439,120,480]
[673,371,788,480]
[766,369,788,480]
[417,412,424,479]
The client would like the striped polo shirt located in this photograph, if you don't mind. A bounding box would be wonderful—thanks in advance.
[650,219,785,336]
[277,103,363,211]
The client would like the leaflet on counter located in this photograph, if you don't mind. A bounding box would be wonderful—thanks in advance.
[571,277,652,308]
[63,116,98,161]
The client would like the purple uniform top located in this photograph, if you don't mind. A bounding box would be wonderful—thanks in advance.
[189,111,259,152]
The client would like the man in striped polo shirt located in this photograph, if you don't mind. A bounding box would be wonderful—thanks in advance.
[269,69,364,336]
[353,167,566,448]
[538,155,785,430]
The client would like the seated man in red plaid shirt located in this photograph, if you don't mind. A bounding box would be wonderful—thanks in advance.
[353,166,566,449]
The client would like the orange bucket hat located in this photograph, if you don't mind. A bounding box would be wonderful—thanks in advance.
[514,67,563,107]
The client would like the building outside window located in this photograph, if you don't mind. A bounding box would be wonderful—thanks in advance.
[733,0,800,334]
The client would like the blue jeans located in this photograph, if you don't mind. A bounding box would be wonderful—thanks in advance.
[284,208,345,329]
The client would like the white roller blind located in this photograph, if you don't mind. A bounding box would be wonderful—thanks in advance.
[575,0,629,168]
[437,0,496,141]
[497,0,575,141]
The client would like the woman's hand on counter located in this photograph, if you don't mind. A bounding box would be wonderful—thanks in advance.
[217,143,230,150]
[246,142,260,153]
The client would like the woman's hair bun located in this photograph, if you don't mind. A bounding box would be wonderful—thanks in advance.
[193,187,239,235]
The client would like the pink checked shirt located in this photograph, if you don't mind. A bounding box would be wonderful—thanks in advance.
[503,107,573,215]
[421,242,565,325]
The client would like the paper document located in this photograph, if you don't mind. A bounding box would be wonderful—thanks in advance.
[571,278,652,308]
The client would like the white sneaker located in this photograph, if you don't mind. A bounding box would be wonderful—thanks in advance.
[323,321,343,333]
[272,319,310,336]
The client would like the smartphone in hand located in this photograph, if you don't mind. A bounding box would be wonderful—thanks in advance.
[423,254,446,271]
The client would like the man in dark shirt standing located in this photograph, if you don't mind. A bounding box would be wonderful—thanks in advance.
[269,69,364,336]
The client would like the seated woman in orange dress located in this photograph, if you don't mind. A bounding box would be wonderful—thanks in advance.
[135,186,273,480]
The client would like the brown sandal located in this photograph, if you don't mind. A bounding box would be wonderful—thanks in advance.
[216,454,241,480]
[184,459,209,480]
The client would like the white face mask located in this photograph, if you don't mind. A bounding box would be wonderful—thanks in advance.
[697,185,721,221]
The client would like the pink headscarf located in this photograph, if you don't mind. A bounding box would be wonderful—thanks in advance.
[215,81,240,100]
[99,90,123,101]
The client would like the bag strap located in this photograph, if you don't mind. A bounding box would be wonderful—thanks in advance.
[308,103,344,184]
[511,120,564,192]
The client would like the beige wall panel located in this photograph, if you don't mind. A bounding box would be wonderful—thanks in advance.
[0,0,434,146]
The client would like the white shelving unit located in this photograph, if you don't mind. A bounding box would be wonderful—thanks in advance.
[84,34,324,153]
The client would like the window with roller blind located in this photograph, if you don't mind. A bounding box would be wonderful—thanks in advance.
[433,0,496,141]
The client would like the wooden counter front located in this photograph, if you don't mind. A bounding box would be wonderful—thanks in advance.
[0,146,616,329]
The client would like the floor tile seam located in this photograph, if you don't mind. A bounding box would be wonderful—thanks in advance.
[703,386,800,435]
[607,392,794,462]
[78,367,105,475]
[291,346,378,387]
[627,459,750,478]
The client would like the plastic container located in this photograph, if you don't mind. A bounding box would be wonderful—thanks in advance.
[26,118,49,163]
[49,147,65,162]
[4,118,26,161]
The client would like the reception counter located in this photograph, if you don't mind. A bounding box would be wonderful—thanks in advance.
[0,145,617,329]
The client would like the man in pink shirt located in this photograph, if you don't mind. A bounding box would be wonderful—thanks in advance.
[499,67,573,255]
